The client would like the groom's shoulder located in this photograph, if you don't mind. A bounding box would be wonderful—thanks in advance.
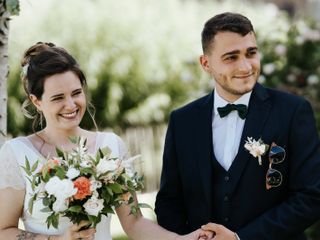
[171,93,212,116]
[263,85,307,106]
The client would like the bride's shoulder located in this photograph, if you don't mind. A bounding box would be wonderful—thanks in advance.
[96,131,122,143]
[1,136,29,150]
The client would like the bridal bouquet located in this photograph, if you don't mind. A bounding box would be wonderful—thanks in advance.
[22,137,148,229]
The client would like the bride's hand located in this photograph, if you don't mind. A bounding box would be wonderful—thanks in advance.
[57,221,96,240]
[176,228,214,240]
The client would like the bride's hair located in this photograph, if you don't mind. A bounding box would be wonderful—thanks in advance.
[21,42,97,131]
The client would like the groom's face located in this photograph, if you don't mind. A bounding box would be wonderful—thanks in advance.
[200,31,260,102]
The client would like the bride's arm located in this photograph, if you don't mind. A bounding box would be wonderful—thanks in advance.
[116,195,211,240]
[0,188,95,240]
[0,187,47,240]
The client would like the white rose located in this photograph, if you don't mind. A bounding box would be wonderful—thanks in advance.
[80,160,92,168]
[66,167,80,179]
[52,198,68,212]
[96,157,118,175]
[90,178,102,192]
[83,195,104,216]
[45,176,77,200]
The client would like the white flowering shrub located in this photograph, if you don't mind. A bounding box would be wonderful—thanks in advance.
[7,0,319,134]
[259,18,320,128]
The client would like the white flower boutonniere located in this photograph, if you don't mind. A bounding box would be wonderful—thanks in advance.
[244,137,269,165]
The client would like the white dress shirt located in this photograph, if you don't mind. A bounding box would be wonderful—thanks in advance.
[212,90,252,171]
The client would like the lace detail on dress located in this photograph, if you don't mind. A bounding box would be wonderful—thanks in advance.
[0,141,26,190]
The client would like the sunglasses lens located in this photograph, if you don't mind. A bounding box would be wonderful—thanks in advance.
[266,168,282,187]
[269,146,285,164]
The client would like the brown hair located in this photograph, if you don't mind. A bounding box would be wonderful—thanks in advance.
[201,12,254,54]
[21,42,97,131]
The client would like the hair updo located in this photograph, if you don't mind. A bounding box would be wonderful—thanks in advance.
[21,42,96,131]
[21,42,87,99]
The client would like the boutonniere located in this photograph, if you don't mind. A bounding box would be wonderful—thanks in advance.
[244,137,269,165]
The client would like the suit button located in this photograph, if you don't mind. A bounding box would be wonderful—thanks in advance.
[224,176,230,181]
[224,217,229,222]
[224,195,229,202]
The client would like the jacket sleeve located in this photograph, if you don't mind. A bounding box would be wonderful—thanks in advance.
[155,111,189,234]
[237,99,320,240]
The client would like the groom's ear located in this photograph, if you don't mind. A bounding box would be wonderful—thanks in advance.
[29,94,42,111]
[199,55,211,73]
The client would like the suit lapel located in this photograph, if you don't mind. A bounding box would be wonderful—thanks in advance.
[196,91,214,211]
[228,83,272,195]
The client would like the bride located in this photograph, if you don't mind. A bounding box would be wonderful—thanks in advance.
[0,42,212,240]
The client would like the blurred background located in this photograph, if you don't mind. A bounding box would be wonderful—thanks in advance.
[6,0,320,239]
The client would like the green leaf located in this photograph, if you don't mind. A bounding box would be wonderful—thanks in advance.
[31,160,39,172]
[40,207,52,213]
[52,214,59,229]
[55,167,65,179]
[31,176,37,192]
[42,197,51,207]
[25,157,31,172]
[55,147,65,158]
[21,166,32,176]
[68,205,82,213]
[106,187,114,196]
[137,203,153,210]
[108,183,123,194]
[6,0,20,16]
[102,206,114,215]
[100,147,111,157]
[69,136,78,144]
[28,194,37,214]
[81,168,94,175]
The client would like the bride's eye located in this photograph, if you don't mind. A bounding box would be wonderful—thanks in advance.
[51,96,63,102]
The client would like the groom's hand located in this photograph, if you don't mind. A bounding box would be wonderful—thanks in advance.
[181,228,214,240]
[201,223,237,240]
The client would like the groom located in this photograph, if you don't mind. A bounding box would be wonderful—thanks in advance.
[155,12,320,240]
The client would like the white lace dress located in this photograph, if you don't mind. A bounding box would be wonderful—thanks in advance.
[0,132,129,240]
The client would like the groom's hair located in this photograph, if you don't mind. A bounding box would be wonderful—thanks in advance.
[201,12,255,54]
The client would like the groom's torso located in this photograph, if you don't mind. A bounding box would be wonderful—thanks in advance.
[171,83,308,239]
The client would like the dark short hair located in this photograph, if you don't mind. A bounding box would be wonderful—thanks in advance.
[201,12,254,53]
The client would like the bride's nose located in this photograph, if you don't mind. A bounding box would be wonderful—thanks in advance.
[64,96,76,109]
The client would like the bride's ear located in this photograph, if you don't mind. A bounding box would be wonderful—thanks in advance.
[29,94,42,111]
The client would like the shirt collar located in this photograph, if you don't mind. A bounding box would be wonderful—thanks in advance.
[213,89,252,116]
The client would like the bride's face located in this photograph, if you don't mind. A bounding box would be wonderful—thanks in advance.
[31,71,87,132]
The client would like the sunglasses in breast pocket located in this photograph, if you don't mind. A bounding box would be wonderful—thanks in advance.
[266,143,286,190]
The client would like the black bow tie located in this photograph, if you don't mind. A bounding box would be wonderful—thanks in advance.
[217,103,248,119]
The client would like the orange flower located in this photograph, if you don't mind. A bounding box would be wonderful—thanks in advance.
[73,177,92,200]
[41,157,61,174]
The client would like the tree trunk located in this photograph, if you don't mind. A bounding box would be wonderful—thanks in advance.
[0,1,9,146]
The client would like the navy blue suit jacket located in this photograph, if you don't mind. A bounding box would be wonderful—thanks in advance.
[155,83,320,240]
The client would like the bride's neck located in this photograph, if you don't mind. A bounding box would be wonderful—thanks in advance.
[40,127,84,147]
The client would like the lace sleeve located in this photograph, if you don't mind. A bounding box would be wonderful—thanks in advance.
[0,141,26,190]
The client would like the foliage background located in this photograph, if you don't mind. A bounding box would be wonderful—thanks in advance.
[9,0,319,136]
[8,0,320,239]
